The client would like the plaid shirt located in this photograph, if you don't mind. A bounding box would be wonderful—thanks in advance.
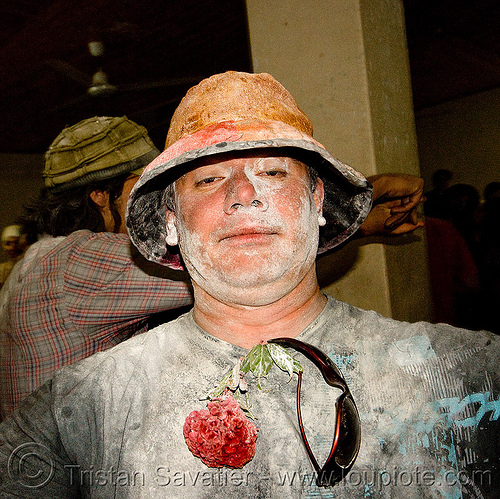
[0,230,192,419]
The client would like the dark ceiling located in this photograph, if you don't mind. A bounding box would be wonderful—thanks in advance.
[404,0,500,110]
[0,0,252,154]
[0,0,499,154]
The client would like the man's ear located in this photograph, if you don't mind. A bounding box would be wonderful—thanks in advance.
[90,190,115,232]
[89,190,110,210]
[165,211,179,246]
[313,177,325,214]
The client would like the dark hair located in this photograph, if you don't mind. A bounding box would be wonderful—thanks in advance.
[432,169,453,186]
[19,174,129,237]
[441,183,480,218]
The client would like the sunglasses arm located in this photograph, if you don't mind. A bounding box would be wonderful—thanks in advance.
[269,337,359,488]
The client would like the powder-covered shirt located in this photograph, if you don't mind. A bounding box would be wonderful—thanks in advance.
[0,296,498,498]
[0,230,192,419]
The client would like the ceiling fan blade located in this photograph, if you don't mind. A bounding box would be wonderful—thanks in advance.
[118,75,205,92]
[42,93,91,114]
[45,59,92,87]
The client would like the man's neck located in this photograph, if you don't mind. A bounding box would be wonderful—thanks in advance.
[191,270,327,349]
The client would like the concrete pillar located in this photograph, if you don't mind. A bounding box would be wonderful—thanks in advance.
[246,0,432,321]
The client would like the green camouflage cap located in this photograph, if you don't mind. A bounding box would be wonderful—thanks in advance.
[44,116,159,192]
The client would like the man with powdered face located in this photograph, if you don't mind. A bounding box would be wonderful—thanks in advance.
[0,71,498,498]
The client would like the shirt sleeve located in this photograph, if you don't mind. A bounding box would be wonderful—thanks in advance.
[0,380,80,498]
[63,231,193,335]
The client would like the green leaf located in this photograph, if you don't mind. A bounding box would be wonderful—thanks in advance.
[240,348,255,374]
[267,343,299,378]
[233,391,257,420]
[228,359,242,391]
[247,344,273,383]
[240,358,251,373]
[206,370,232,399]
[292,357,303,373]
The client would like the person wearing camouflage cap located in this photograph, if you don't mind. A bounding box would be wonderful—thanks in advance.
[0,116,192,419]
[31,115,160,235]
[1,72,497,499]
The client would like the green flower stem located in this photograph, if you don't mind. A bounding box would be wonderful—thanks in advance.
[206,343,303,419]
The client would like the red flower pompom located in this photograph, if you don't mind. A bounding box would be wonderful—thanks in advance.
[183,395,258,468]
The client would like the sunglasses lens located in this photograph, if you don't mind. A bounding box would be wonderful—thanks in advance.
[335,395,361,468]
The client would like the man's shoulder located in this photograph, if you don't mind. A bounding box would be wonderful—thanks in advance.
[4,231,134,289]
[319,294,499,357]
[65,230,130,253]
[62,231,142,278]
[20,231,129,262]
[319,296,500,416]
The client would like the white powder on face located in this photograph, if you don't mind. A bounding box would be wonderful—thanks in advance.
[174,157,321,306]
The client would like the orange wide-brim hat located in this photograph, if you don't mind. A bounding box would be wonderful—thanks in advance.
[126,71,372,268]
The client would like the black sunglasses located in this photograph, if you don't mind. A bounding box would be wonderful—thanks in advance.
[268,337,361,487]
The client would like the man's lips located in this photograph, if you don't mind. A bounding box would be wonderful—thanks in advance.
[219,226,279,242]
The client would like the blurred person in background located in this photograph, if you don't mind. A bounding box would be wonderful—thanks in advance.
[423,168,453,218]
[440,183,481,258]
[0,225,24,288]
[425,217,481,328]
[0,116,193,419]
[476,181,500,334]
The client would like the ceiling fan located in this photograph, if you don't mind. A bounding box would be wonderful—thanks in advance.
[43,40,204,112]
[86,41,116,97]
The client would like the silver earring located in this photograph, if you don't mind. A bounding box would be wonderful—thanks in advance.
[318,214,327,227]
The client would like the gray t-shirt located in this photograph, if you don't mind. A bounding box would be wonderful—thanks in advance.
[0,296,498,498]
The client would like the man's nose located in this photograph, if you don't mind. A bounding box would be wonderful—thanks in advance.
[223,172,269,214]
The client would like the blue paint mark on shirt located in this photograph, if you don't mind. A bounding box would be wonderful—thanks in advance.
[436,392,500,428]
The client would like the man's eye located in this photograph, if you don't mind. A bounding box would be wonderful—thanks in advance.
[263,170,287,177]
[196,177,219,186]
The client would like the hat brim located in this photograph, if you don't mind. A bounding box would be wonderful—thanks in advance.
[127,121,373,267]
